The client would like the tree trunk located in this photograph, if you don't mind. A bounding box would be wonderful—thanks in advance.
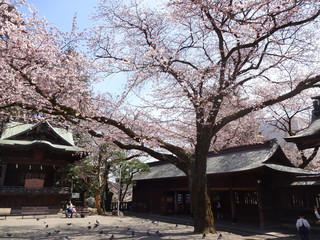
[189,131,216,233]
[105,190,113,212]
[121,174,133,203]
[95,191,103,215]
[189,167,216,233]
[104,163,112,211]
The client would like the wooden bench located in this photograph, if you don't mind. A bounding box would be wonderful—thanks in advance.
[0,208,11,219]
[21,207,49,219]
[74,206,89,218]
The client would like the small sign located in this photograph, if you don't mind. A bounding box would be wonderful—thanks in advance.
[72,193,80,198]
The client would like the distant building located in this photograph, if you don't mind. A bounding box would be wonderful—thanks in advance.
[0,121,86,213]
[260,117,306,146]
[285,96,320,150]
[132,140,320,227]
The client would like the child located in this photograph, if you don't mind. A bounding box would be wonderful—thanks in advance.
[296,213,310,240]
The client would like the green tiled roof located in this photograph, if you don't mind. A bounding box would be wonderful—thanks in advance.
[0,121,85,152]
[0,139,85,152]
[1,121,75,145]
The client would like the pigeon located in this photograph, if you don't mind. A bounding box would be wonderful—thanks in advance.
[94,223,100,228]
[65,236,72,240]
[67,223,72,226]
[96,219,100,224]
[156,231,163,237]
[36,217,40,221]
[7,233,14,237]
[109,234,114,240]
[202,233,206,239]
[55,230,60,234]
[175,224,178,228]
[99,230,104,234]
[87,225,92,230]
[127,226,131,231]
[217,233,223,239]
[45,224,49,228]
[47,232,52,236]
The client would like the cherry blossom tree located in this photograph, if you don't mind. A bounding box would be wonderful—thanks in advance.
[0,0,95,121]
[3,0,320,234]
[85,0,320,233]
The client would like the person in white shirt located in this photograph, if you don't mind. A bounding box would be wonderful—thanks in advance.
[296,213,310,240]
[314,206,320,223]
[65,200,74,218]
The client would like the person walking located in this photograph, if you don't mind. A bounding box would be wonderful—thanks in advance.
[216,201,223,219]
[296,213,310,240]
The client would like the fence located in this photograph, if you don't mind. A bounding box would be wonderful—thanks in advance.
[110,202,132,211]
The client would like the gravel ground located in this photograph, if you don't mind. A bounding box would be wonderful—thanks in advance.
[0,214,300,240]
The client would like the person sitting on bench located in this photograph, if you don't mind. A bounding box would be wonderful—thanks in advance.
[65,200,75,218]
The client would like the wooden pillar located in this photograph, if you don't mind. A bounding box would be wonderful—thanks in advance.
[229,175,237,223]
[174,193,178,215]
[257,179,265,228]
[230,190,237,223]
[0,163,7,186]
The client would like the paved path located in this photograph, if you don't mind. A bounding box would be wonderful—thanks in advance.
[0,213,312,239]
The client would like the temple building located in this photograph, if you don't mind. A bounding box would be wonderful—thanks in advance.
[132,140,320,227]
[0,121,86,213]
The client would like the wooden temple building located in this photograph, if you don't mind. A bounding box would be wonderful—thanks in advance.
[0,121,86,213]
[132,140,320,227]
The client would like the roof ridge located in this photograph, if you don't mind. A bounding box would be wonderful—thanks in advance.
[208,140,276,156]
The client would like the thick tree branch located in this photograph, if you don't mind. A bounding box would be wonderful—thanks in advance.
[298,147,319,169]
[214,75,320,135]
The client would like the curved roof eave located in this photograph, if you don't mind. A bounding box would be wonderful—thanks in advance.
[0,139,86,152]
[263,163,319,175]
[1,121,75,146]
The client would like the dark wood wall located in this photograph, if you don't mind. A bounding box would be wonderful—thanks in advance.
[132,169,320,226]
[3,164,56,187]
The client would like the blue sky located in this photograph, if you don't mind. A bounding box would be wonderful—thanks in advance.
[23,0,165,32]
[21,0,165,96]
[24,0,99,32]
[22,0,126,94]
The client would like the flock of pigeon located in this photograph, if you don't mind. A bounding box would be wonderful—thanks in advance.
[5,217,225,239]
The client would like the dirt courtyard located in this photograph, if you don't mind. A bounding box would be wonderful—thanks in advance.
[0,214,299,239]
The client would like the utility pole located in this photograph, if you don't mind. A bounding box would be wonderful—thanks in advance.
[117,164,122,216]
